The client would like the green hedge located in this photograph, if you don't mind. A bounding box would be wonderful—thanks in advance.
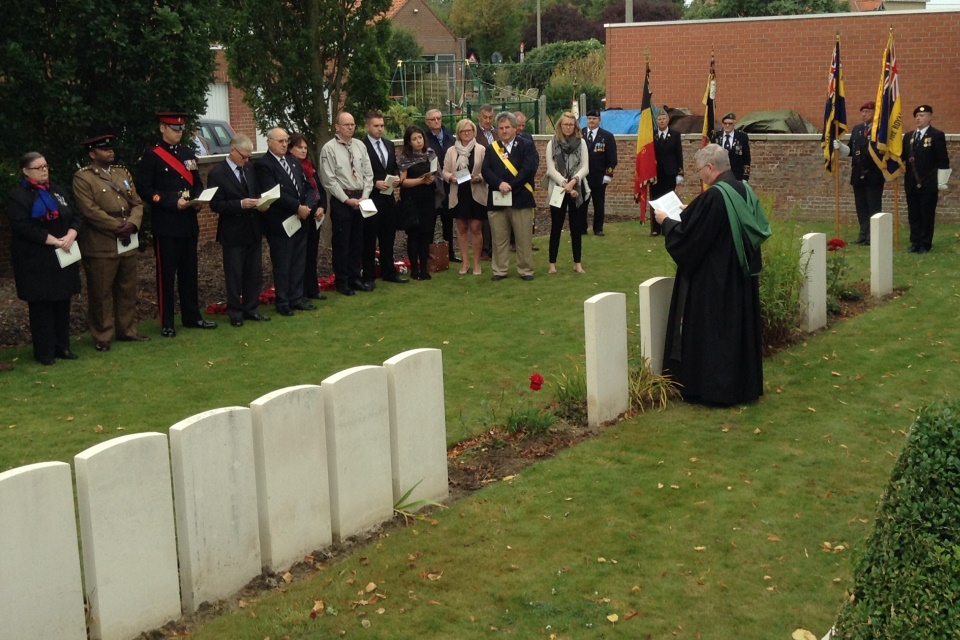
[833,398,960,638]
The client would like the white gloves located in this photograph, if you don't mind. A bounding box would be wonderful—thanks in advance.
[833,140,850,158]
[602,175,612,185]
[938,168,952,191]
[675,175,683,185]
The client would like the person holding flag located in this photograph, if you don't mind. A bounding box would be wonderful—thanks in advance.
[821,36,848,240]
[834,101,884,245]
[634,62,657,225]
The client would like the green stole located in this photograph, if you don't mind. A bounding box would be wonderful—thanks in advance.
[712,181,772,276]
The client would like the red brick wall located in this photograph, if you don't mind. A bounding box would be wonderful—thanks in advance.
[606,10,960,134]
[389,0,460,57]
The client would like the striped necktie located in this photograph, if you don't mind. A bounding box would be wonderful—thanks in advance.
[280,156,299,195]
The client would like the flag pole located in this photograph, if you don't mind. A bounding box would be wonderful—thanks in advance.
[893,179,900,250]
[834,120,841,239]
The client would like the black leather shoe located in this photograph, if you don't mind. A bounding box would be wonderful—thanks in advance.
[95,341,111,352]
[276,306,295,316]
[531,245,540,251]
[419,272,432,281]
[520,275,534,281]
[117,334,150,342]
[362,279,377,291]
[38,357,56,366]
[55,349,79,360]
[491,275,507,281]
[184,320,217,329]
[349,279,374,292]
[450,255,462,263]
[337,286,356,296]
[292,302,317,311]
[382,273,409,284]
[908,245,920,253]
[306,292,327,300]
[161,327,177,338]
[231,318,244,327]
[596,231,605,236]
[243,312,271,322]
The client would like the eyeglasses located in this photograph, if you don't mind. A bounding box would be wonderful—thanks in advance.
[426,117,441,121]
[26,164,49,171]
[270,138,289,144]
[234,150,252,159]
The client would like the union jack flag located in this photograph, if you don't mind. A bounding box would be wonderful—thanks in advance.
[869,31,905,180]
[821,37,848,173]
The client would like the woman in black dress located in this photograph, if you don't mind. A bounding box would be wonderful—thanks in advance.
[397,126,441,280]
[6,152,82,364]
[442,119,488,275]
[288,132,327,300]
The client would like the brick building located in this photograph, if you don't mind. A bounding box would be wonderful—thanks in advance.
[605,9,960,133]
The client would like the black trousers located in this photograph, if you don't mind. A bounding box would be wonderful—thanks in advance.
[302,218,321,297]
[28,299,71,362]
[906,188,939,250]
[153,234,202,329]
[587,181,607,233]
[266,229,306,310]
[222,239,263,321]
[362,200,399,281]
[330,198,363,286]
[852,183,883,243]
[548,196,586,263]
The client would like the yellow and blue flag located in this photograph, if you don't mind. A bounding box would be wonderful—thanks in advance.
[869,31,905,180]
[821,37,848,173]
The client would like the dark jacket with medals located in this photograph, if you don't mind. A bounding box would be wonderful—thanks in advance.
[902,126,949,194]
[847,123,884,187]
[136,141,203,237]
[6,182,82,301]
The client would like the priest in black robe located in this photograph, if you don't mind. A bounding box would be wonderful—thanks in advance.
[653,144,771,406]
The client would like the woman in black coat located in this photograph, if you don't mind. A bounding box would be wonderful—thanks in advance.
[6,152,82,365]
[397,126,441,281]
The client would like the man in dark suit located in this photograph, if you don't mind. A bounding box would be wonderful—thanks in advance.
[650,106,684,236]
[902,104,950,253]
[254,127,314,316]
[362,110,408,285]
[835,101,885,246]
[208,134,269,327]
[424,109,459,263]
[136,111,216,337]
[481,111,539,281]
[712,112,751,182]
[582,109,617,236]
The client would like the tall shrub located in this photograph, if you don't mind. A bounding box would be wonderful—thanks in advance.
[832,399,960,638]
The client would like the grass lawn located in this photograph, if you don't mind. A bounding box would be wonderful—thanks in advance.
[2,218,958,639]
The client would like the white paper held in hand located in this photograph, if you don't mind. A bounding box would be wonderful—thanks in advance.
[359,198,378,218]
[649,191,685,221]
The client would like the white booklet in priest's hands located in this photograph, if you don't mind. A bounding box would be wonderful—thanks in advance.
[649,191,685,221]
[186,186,218,206]
[257,184,281,211]
[492,190,513,207]
[55,242,82,268]
[380,175,399,196]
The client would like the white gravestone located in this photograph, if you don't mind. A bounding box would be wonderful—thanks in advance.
[584,292,630,426]
[639,276,675,375]
[870,212,893,297]
[800,232,827,332]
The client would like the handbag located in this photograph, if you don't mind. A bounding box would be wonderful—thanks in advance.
[427,241,450,273]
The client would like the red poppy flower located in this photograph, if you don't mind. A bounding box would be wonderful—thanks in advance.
[827,238,847,251]
[529,373,544,391]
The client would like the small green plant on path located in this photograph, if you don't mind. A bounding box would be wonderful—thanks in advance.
[393,480,446,525]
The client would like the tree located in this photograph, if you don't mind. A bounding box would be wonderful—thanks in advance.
[222,0,392,153]
[520,3,604,51]
[685,0,848,19]
[598,0,682,30]
[0,0,217,193]
[449,0,524,63]
[386,28,424,67]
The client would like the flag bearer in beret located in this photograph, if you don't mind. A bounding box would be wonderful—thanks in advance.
[136,112,217,336]
[834,101,884,246]
[73,133,149,351]
[902,104,950,254]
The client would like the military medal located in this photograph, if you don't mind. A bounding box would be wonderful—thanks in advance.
[181,190,191,199]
